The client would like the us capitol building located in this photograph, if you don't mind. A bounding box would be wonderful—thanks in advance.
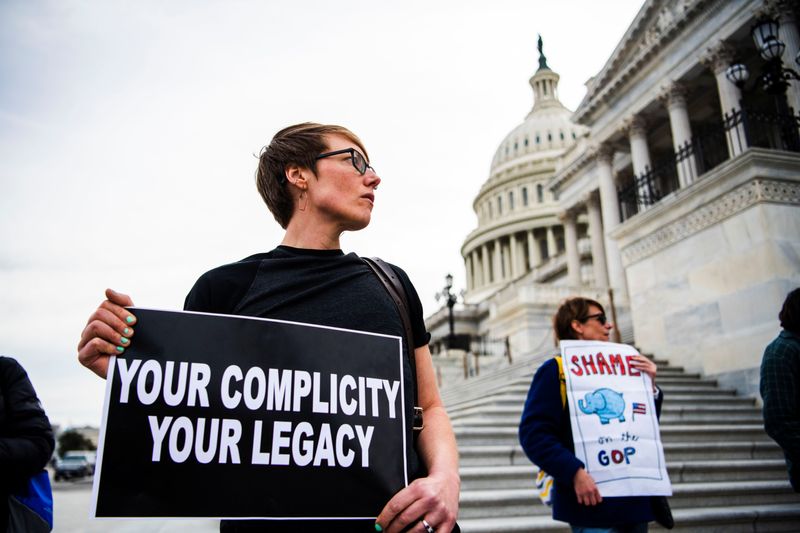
[426,0,800,399]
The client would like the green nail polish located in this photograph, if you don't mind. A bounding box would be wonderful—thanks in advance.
[116,346,125,353]
[120,337,129,344]
[374,524,382,532]
[124,328,131,335]
[126,316,135,324]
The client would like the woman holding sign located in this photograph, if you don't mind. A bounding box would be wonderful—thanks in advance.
[518,297,661,532]
[77,123,459,533]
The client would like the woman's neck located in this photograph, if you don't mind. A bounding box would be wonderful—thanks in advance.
[281,220,342,250]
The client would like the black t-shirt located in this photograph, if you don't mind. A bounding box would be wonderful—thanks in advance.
[183,246,430,533]
[185,246,429,348]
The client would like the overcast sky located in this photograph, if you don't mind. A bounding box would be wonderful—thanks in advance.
[0,0,645,427]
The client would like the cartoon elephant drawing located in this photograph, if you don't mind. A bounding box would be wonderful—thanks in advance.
[578,388,626,424]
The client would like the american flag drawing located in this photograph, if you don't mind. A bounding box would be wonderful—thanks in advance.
[632,402,647,420]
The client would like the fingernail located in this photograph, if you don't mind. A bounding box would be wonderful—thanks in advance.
[126,316,135,324]
[120,337,129,344]
[374,524,383,532]
[124,328,131,335]
[116,346,125,353]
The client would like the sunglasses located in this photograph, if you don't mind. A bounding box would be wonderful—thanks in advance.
[582,312,608,325]
[315,148,374,175]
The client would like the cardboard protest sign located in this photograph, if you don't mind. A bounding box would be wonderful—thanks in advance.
[561,340,672,497]
[91,308,408,520]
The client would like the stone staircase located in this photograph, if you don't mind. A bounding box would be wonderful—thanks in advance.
[442,353,800,532]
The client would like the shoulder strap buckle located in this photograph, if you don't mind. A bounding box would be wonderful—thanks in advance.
[413,406,424,431]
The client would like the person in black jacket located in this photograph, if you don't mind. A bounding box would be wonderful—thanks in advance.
[0,356,55,530]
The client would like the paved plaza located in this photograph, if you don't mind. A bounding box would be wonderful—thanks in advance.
[52,476,218,533]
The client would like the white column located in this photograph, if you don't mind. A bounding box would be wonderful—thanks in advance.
[624,115,652,211]
[492,240,502,283]
[473,251,482,289]
[596,145,628,300]
[509,233,519,279]
[778,6,800,115]
[626,115,652,175]
[502,240,511,279]
[465,253,474,291]
[703,42,747,156]
[559,210,581,287]
[546,226,557,259]
[528,229,541,269]
[481,244,490,286]
[585,191,609,289]
[661,82,698,187]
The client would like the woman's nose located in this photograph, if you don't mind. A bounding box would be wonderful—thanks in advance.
[366,168,381,188]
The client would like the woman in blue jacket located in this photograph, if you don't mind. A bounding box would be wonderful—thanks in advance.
[518,297,662,533]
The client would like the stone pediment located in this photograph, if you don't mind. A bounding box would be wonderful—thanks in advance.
[574,0,716,124]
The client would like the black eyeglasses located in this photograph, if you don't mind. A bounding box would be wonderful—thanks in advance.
[581,313,607,325]
[315,148,373,175]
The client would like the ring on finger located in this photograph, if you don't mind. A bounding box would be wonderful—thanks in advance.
[421,518,435,533]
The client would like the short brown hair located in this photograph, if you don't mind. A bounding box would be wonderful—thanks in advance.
[553,297,606,343]
[255,122,368,228]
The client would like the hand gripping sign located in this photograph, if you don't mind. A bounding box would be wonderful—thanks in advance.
[560,340,672,497]
[91,308,410,520]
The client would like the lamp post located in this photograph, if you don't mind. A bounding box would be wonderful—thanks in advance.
[725,15,800,151]
[435,273,458,349]
[726,15,800,103]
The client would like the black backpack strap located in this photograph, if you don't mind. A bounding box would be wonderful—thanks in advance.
[362,257,423,431]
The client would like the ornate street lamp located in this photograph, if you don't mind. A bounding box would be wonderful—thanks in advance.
[435,273,458,349]
[751,15,781,53]
[726,15,800,96]
[725,62,750,89]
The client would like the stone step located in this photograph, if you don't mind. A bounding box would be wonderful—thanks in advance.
[448,403,761,421]
[452,411,765,426]
[457,441,785,467]
[441,368,705,402]
[454,379,723,398]
[445,349,798,529]
[454,424,771,447]
[458,480,800,519]
[459,459,788,490]
[444,373,722,398]
[456,504,800,532]
[446,393,754,413]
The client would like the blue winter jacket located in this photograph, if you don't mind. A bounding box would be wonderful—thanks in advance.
[518,357,663,527]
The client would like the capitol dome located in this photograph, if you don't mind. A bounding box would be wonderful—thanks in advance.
[461,37,588,303]
[490,41,586,171]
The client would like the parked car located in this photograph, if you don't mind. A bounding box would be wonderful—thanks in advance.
[63,449,96,467]
[54,455,93,480]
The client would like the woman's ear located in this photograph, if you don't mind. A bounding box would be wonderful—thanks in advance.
[571,319,583,337]
[284,164,308,190]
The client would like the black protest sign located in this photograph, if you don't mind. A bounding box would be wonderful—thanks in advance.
[92,308,408,519]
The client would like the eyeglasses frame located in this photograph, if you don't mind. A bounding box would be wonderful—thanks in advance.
[581,312,608,326]
[315,148,373,175]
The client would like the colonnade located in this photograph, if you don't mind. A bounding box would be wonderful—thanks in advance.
[464,226,562,291]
